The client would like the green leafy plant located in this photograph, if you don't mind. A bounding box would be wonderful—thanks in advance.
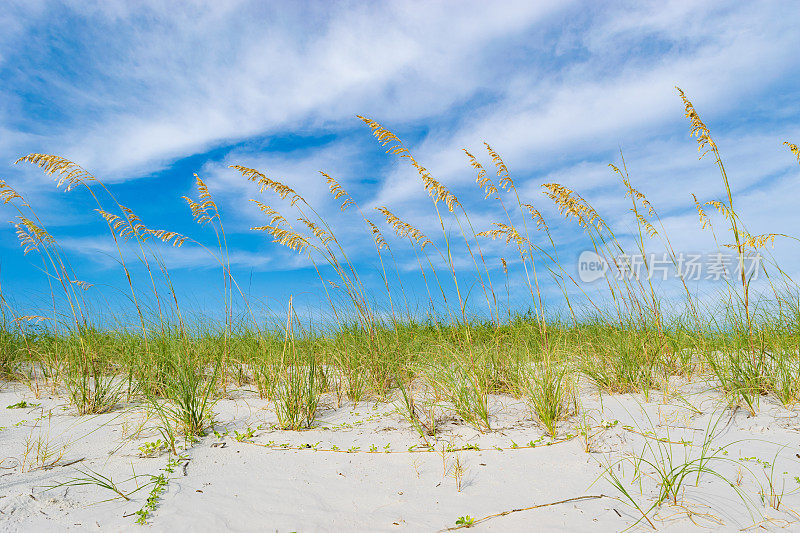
[234,427,256,442]
[138,439,165,457]
[135,454,187,524]
[455,515,475,527]
[6,400,40,409]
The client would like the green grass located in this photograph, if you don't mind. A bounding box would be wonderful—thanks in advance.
[0,88,797,435]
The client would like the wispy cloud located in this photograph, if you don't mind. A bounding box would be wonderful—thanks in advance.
[1,0,798,305]
[57,234,284,271]
[2,0,568,178]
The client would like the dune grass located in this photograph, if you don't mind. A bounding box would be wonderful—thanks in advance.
[1,90,800,528]
[0,89,798,431]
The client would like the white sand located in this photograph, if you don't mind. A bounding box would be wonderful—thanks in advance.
[2,379,800,532]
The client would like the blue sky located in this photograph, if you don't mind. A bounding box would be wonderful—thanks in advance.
[1,1,800,325]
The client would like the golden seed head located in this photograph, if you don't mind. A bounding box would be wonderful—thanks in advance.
[146,229,188,247]
[0,179,25,206]
[477,223,528,247]
[13,315,51,323]
[407,158,460,212]
[231,165,302,206]
[15,154,95,191]
[739,231,778,249]
[298,216,332,245]
[784,141,799,164]
[376,206,432,248]
[611,164,656,217]
[97,205,148,240]
[12,216,53,254]
[676,87,717,159]
[360,116,459,212]
[366,220,388,250]
[704,200,734,226]
[252,224,310,254]
[183,175,219,225]
[70,280,93,290]
[251,200,288,227]
[357,116,410,158]
[634,213,658,238]
[542,183,604,232]
[465,149,499,199]
[484,143,513,190]
[521,203,549,231]
[692,194,710,230]
[321,171,354,211]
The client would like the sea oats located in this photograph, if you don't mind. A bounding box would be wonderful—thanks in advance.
[408,158,460,212]
[12,315,51,324]
[612,166,658,237]
[612,164,656,217]
[0,179,25,205]
[692,194,710,230]
[96,206,184,246]
[70,280,94,290]
[231,165,302,206]
[357,116,409,157]
[521,203,548,231]
[120,205,147,237]
[736,231,780,250]
[375,206,432,248]
[477,223,528,247]
[634,213,658,238]
[366,220,388,250]
[12,223,38,255]
[12,216,53,254]
[321,171,354,211]
[705,200,735,226]
[182,175,219,226]
[251,200,289,227]
[360,116,460,212]
[464,149,498,199]
[15,154,95,191]
[542,183,603,231]
[96,209,126,236]
[252,224,310,254]
[785,141,800,164]
[676,87,716,159]
[146,229,187,247]
[298,216,333,245]
[484,143,513,190]
[96,207,146,240]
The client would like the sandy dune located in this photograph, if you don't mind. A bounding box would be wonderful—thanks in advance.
[2,379,800,532]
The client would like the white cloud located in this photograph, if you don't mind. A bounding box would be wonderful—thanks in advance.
[2,0,569,179]
[2,0,799,288]
[371,2,800,208]
[57,234,286,271]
